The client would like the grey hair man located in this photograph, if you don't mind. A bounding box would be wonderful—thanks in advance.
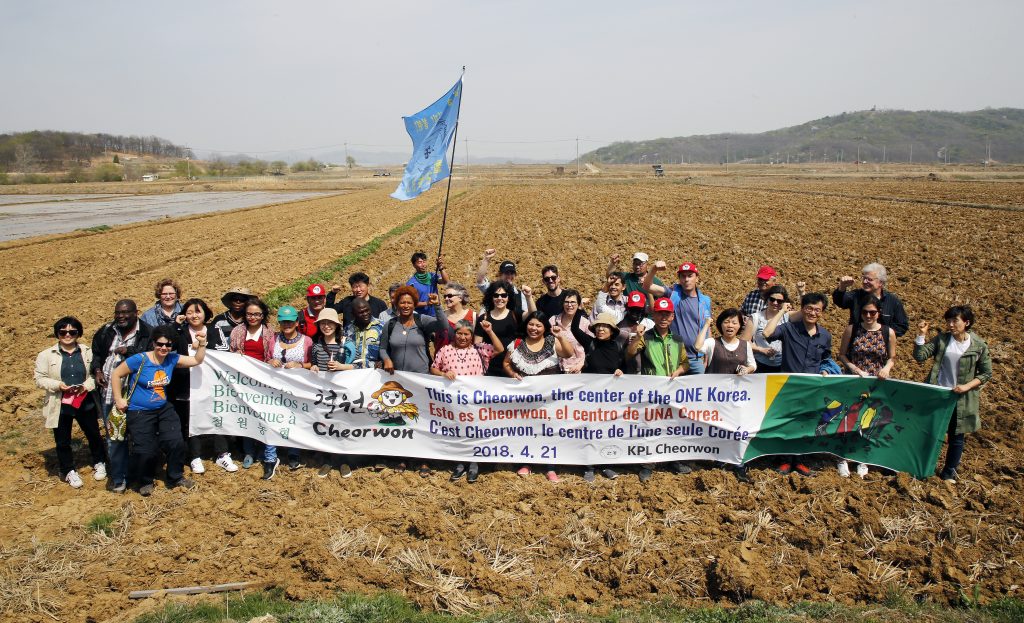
[833,262,909,336]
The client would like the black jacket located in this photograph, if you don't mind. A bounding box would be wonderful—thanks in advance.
[831,288,909,337]
[90,320,153,375]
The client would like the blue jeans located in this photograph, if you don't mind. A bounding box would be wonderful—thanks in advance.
[685,356,705,375]
[263,445,299,464]
[102,401,130,486]
[942,414,966,477]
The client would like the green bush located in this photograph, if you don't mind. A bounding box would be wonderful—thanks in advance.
[92,163,123,182]
[86,512,117,536]
[20,173,53,184]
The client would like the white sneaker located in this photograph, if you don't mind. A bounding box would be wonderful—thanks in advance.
[190,458,206,474]
[856,463,869,478]
[215,454,239,473]
[93,462,107,481]
[837,460,851,478]
[65,470,83,489]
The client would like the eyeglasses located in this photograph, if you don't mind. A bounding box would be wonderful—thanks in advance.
[154,342,174,349]
[246,312,264,318]
[861,310,879,316]
[564,300,579,306]
[768,298,785,303]
[802,307,823,315]
[542,275,558,282]
[58,329,79,337]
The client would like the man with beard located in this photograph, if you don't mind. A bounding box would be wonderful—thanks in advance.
[535,264,567,319]
[209,287,250,351]
[91,299,152,492]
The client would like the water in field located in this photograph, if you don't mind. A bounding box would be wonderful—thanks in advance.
[0,191,332,241]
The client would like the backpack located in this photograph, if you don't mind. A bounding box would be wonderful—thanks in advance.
[387,314,438,362]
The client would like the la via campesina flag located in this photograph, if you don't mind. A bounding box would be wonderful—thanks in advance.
[391,74,463,201]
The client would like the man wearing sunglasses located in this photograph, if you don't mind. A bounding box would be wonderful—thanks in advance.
[535,264,567,319]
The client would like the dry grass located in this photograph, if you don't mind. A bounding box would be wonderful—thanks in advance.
[0,538,80,620]
[741,509,776,545]
[393,546,477,614]
[560,514,602,571]
[621,512,665,573]
[327,525,389,564]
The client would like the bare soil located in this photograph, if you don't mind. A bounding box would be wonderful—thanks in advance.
[1,175,1022,623]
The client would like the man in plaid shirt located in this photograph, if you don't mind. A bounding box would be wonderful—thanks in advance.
[741,265,778,317]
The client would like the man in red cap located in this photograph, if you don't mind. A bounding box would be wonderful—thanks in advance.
[298,284,327,337]
[642,260,712,374]
[741,265,778,317]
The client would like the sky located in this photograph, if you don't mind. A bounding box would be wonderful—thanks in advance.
[2,1,1022,162]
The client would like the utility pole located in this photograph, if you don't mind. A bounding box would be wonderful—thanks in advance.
[909,143,913,164]
[882,145,886,163]
[576,137,580,177]
[464,139,470,185]
[725,137,729,172]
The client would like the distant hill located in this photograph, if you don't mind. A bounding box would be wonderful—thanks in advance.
[581,108,1024,165]
[0,130,192,172]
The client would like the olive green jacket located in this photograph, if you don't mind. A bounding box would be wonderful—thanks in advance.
[912,331,992,434]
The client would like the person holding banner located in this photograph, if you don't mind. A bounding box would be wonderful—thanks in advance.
[431,319,504,483]
[344,299,384,370]
[267,305,312,474]
[642,261,713,374]
[228,297,273,470]
[506,312,575,483]
[574,312,627,482]
[913,306,992,483]
[381,286,445,476]
[694,310,756,375]
[35,316,106,489]
[110,325,206,496]
[627,297,691,481]
[309,308,355,478]
[762,292,833,477]
[172,298,237,475]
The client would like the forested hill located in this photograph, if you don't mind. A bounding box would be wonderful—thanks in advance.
[0,131,192,172]
[582,108,1024,165]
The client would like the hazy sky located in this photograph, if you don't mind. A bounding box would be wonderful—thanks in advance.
[3,1,1022,161]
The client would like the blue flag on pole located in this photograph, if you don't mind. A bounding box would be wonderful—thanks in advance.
[391,75,463,201]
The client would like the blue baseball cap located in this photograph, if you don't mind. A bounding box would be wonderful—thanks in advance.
[277,305,299,322]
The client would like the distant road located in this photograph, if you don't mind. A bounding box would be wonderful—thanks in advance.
[0,191,334,241]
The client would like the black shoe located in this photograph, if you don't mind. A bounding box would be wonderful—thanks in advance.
[601,468,619,480]
[638,467,653,483]
[467,463,479,483]
[288,458,302,471]
[671,461,693,475]
[139,483,154,497]
[170,477,195,490]
[450,464,466,481]
[263,458,279,480]
[733,465,750,483]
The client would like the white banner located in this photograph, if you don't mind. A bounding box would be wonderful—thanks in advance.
[191,351,767,465]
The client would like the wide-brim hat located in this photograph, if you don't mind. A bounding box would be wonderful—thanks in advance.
[315,308,341,326]
[591,313,621,337]
[372,381,413,400]
[221,287,252,307]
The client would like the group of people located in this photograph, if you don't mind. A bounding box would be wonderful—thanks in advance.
[34,251,992,494]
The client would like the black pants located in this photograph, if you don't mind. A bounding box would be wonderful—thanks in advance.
[53,401,106,478]
[175,400,229,459]
[126,403,186,486]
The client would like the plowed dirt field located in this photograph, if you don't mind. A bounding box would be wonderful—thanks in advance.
[1,177,1022,623]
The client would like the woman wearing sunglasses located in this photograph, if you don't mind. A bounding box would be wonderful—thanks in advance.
[110,324,207,496]
[436,283,476,351]
[35,316,107,489]
[742,285,791,374]
[475,280,532,377]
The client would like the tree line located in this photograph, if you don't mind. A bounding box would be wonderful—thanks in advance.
[0,131,193,173]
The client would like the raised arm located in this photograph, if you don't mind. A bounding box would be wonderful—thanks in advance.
[761,303,791,340]
[476,248,494,288]
[550,325,575,359]
[642,261,668,297]
[605,254,620,279]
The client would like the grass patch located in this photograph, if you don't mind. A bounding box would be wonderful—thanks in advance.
[76,224,112,232]
[133,591,1024,623]
[263,197,450,309]
[86,512,118,537]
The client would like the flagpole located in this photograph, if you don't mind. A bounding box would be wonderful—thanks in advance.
[435,66,465,265]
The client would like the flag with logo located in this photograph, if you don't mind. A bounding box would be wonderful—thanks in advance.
[391,74,463,201]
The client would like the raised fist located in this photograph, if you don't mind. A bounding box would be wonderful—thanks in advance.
[653,260,667,271]
[839,275,855,289]
[918,320,930,335]
[483,248,496,259]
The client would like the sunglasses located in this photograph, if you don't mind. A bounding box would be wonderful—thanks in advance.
[768,297,785,303]
[154,341,174,349]
[542,275,558,282]
[861,310,879,316]
[492,293,509,299]
[58,329,79,337]
[443,293,457,299]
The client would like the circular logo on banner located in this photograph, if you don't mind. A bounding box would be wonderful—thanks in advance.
[600,445,623,459]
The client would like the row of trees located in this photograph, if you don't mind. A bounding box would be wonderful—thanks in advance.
[0,131,192,172]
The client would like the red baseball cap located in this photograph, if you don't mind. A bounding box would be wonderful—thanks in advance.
[756,265,777,280]
[626,291,646,309]
[677,262,699,275]
[306,283,326,297]
[653,297,674,312]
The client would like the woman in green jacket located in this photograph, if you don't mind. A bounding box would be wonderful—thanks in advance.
[913,305,992,483]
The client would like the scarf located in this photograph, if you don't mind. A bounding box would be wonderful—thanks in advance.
[412,271,432,286]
